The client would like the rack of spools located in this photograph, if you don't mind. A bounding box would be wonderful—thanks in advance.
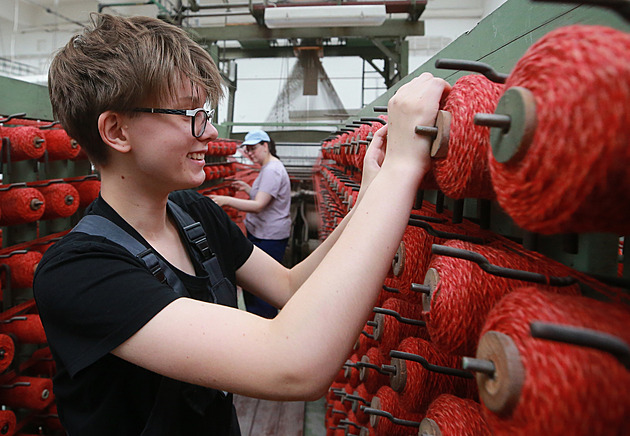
[0,111,243,434]
[315,9,630,436]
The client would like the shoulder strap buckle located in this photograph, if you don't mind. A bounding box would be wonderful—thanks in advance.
[182,222,212,260]
[137,248,167,284]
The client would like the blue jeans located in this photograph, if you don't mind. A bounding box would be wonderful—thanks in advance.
[244,233,289,319]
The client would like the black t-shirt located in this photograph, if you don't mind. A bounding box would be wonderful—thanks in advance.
[33,190,253,436]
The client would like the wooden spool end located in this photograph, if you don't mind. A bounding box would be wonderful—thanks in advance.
[430,110,451,159]
[373,313,385,342]
[368,395,382,429]
[389,357,407,393]
[418,418,442,436]
[422,267,440,313]
[359,354,371,382]
[392,240,406,277]
[490,86,537,164]
[475,330,525,416]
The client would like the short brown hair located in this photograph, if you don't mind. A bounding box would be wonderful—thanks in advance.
[48,13,223,166]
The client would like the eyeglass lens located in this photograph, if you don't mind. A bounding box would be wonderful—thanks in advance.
[193,110,208,138]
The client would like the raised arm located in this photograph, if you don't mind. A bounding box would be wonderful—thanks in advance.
[113,73,450,400]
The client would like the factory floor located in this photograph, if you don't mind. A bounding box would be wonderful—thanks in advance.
[234,395,327,436]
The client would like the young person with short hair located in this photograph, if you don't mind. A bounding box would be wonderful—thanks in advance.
[34,13,450,436]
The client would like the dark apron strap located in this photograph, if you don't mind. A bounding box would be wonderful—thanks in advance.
[72,214,189,297]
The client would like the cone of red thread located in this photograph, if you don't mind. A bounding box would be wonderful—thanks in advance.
[424,239,580,356]
[353,383,374,425]
[69,178,100,208]
[420,394,490,436]
[390,337,476,414]
[345,353,361,389]
[368,385,422,436]
[0,126,46,161]
[0,334,15,373]
[476,287,630,435]
[433,74,503,199]
[373,298,427,353]
[0,409,16,436]
[40,129,80,160]
[0,313,46,344]
[360,347,391,395]
[0,187,45,225]
[488,25,630,235]
[0,250,43,289]
[0,375,54,410]
[389,225,427,302]
[35,183,79,220]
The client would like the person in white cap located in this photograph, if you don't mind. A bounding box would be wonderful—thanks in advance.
[211,129,290,318]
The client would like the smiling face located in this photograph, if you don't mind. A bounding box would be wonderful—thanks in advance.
[118,79,218,195]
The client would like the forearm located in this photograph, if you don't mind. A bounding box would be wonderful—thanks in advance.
[222,196,265,213]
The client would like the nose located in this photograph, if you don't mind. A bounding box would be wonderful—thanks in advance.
[200,120,218,142]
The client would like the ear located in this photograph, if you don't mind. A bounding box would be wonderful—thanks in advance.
[98,110,131,154]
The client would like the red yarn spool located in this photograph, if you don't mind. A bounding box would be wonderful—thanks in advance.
[488,25,630,235]
[353,383,374,425]
[433,74,503,199]
[476,287,630,435]
[368,385,422,436]
[0,409,16,436]
[36,183,80,220]
[28,347,56,377]
[373,298,427,353]
[390,337,476,414]
[360,347,391,395]
[390,226,428,302]
[345,353,361,388]
[40,129,80,160]
[0,126,46,161]
[0,314,46,344]
[420,394,490,436]
[0,334,15,373]
[0,375,53,410]
[0,187,45,225]
[353,327,378,358]
[69,179,101,207]
[423,239,580,356]
[0,250,43,289]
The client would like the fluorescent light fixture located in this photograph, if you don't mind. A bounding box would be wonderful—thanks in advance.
[264,4,387,28]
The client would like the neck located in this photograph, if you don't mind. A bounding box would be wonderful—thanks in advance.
[99,170,171,237]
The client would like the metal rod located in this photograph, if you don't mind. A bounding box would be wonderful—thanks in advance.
[414,125,438,138]
[430,244,577,286]
[462,356,496,376]
[360,407,421,427]
[409,213,445,224]
[390,350,475,379]
[408,219,485,244]
[530,321,630,370]
[360,117,387,125]
[435,58,508,83]
[382,284,400,293]
[474,113,511,130]
[355,361,392,375]
[410,283,430,294]
[373,307,426,326]
[373,106,388,113]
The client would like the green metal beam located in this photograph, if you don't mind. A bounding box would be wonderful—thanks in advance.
[0,76,53,121]
[188,18,424,43]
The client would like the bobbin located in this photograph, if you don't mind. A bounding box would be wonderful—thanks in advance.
[421,267,439,313]
[418,418,442,436]
[474,86,537,164]
[391,240,406,277]
[466,330,525,416]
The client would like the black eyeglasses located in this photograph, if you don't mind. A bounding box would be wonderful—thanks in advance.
[133,107,215,138]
